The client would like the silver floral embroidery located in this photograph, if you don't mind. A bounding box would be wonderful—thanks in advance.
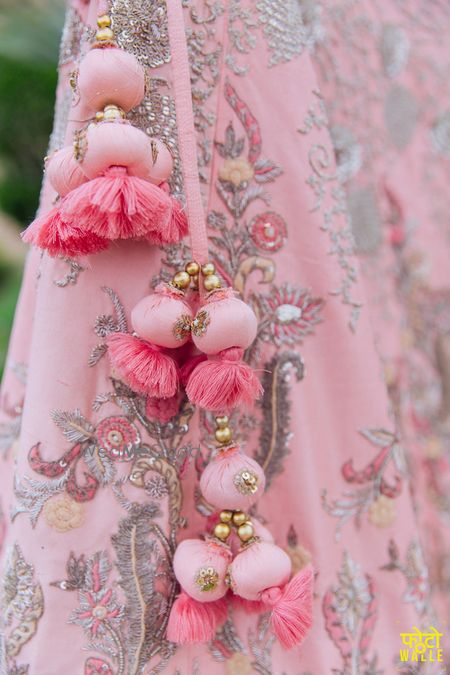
[53,258,86,288]
[299,92,362,330]
[379,23,410,79]
[323,551,379,674]
[110,0,171,69]
[256,0,322,67]
[1,544,44,660]
[58,7,85,66]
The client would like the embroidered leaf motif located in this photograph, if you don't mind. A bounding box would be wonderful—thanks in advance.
[323,552,378,672]
[253,351,304,488]
[111,504,175,675]
[53,258,85,287]
[102,287,128,333]
[224,79,262,163]
[51,409,94,444]
[2,543,44,658]
[12,471,68,526]
[89,343,108,367]
[359,428,397,448]
[84,446,116,486]
[253,158,283,183]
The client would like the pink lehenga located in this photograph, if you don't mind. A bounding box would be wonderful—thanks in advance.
[1,1,450,673]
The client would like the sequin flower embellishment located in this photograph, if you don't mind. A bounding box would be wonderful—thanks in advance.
[256,283,324,346]
[95,416,140,461]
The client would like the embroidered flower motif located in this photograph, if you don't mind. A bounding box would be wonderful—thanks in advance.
[249,211,287,252]
[173,314,192,341]
[191,309,210,338]
[368,494,396,528]
[43,495,84,533]
[95,416,140,461]
[287,544,312,575]
[145,475,169,499]
[219,157,254,186]
[234,469,259,495]
[226,652,253,675]
[195,566,219,592]
[85,658,114,675]
[257,283,325,346]
[94,315,117,338]
[71,586,123,638]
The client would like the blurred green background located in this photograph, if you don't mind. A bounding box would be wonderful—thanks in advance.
[0,0,64,377]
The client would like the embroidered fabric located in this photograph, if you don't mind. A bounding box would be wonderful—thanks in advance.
[1,1,450,673]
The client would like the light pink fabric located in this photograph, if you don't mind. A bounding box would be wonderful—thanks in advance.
[2,1,450,673]
[76,47,145,115]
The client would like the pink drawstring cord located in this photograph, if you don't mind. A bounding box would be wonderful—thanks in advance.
[165,0,210,273]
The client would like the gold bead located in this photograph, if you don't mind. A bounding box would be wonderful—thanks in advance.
[219,510,233,523]
[232,511,247,527]
[214,522,231,541]
[215,426,232,445]
[172,271,191,289]
[97,14,111,28]
[191,274,199,289]
[102,104,125,121]
[96,26,114,42]
[237,522,254,542]
[215,415,229,428]
[203,274,221,292]
[95,111,104,122]
[185,261,200,276]
[201,262,216,276]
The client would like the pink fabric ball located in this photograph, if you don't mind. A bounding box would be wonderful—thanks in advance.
[200,445,266,510]
[252,518,275,543]
[131,288,193,348]
[173,539,231,602]
[46,146,88,196]
[192,297,257,354]
[229,541,292,601]
[77,48,145,114]
[80,123,173,183]
[79,122,150,179]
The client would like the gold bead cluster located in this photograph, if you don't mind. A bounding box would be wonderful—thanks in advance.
[214,415,232,446]
[171,261,222,292]
[95,14,115,43]
[213,509,255,544]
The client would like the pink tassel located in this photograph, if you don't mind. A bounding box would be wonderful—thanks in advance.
[179,354,208,386]
[186,347,262,412]
[166,593,227,644]
[145,394,181,422]
[262,566,314,650]
[22,207,108,257]
[145,195,188,245]
[59,167,184,242]
[107,332,179,398]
